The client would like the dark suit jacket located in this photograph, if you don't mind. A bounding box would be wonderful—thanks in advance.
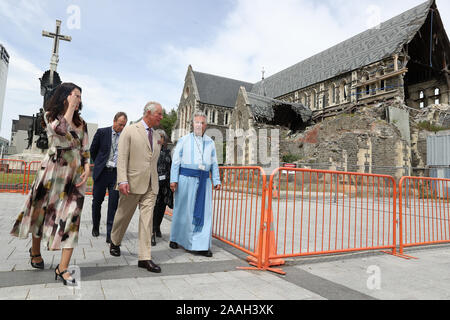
[90,126,114,182]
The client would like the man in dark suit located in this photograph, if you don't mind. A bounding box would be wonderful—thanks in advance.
[90,112,128,243]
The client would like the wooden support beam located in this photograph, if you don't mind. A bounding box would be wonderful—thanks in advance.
[354,68,408,88]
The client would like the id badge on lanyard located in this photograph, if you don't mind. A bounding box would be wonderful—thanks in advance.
[107,160,115,167]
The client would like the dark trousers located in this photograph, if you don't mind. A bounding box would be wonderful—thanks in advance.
[152,194,166,233]
[92,168,119,239]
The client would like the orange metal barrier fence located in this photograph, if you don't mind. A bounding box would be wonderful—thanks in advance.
[24,162,95,195]
[7,159,450,274]
[399,176,450,255]
[24,161,41,194]
[264,168,398,274]
[212,167,267,270]
[0,159,28,194]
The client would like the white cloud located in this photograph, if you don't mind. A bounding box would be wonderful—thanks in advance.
[149,0,359,82]
[0,0,53,34]
[0,42,43,137]
[149,0,447,85]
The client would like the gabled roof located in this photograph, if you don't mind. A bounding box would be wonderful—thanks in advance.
[251,0,434,98]
[192,71,253,108]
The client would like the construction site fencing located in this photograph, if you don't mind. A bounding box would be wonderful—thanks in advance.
[5,159,450,274]
[24,161,42,194]
[398,176,450,254]
[23,162,95,195]
[212,166,267,268]
[0,159,28,194]
[263,168,398,273]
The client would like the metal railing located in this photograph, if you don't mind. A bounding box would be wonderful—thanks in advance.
[5,159,450,274]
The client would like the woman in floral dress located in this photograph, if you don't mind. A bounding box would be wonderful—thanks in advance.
[10,83,90,285]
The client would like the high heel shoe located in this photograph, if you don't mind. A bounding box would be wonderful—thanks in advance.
[54,264,76,286]
[29,248,44,269]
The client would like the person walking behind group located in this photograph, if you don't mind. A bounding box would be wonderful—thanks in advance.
[169,111,221,257]
[109,102,163,273]
[90,112,128,243]
[10,83,91,286]
[151,129,173,246]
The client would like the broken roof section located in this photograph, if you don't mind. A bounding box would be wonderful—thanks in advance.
[246,91,312,131]
[192,70,253,108]
[251,0,434,98]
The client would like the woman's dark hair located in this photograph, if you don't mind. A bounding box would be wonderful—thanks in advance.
[44,82,84,128]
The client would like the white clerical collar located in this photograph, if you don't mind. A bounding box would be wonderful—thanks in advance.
[193,133,204,139]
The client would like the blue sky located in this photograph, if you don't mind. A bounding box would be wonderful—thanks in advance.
[0,0,449,141]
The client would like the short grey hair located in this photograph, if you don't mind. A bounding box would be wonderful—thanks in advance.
[155,129,168,142]
[192,110,207,124]
[143,101,161,115]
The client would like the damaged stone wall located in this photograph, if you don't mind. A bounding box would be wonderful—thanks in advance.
[410,103,450,173]
[282,104,411,180]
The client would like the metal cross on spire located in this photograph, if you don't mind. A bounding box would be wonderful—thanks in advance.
[42,20,71,84]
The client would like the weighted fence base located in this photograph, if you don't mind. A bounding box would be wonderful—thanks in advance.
[381,249,418,260]
[238,265,286,275]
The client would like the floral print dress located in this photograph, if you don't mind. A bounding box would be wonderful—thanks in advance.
[10,114,90,250]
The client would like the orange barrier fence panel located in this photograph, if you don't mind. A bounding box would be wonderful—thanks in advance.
[25,161,42,194]
[212,167,267,267]
[0,159,28,194]
[25,163,95,195]
[266,168,397,264]
[399,177,450,254]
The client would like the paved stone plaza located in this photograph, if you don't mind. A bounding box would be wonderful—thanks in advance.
[0,193,449,300]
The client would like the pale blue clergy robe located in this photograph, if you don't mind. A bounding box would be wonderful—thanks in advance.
[170,133,221,251]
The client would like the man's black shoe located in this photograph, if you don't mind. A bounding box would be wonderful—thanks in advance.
[138,260,161,273]
[106,237,111,244]
[169,241,178,249]
[110,243,121,257]
[92,228,99,237]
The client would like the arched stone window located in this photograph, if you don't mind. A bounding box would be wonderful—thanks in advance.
[236,111,242,129]
[377,69,385,92]
[311,89,317,110]
[340,81,348,103]
[328,84,336,105]
[434,88,440,105]
[209,110,216,124]
[205,109,209,123]
[300,93,306,106]
[419,90,425,109]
